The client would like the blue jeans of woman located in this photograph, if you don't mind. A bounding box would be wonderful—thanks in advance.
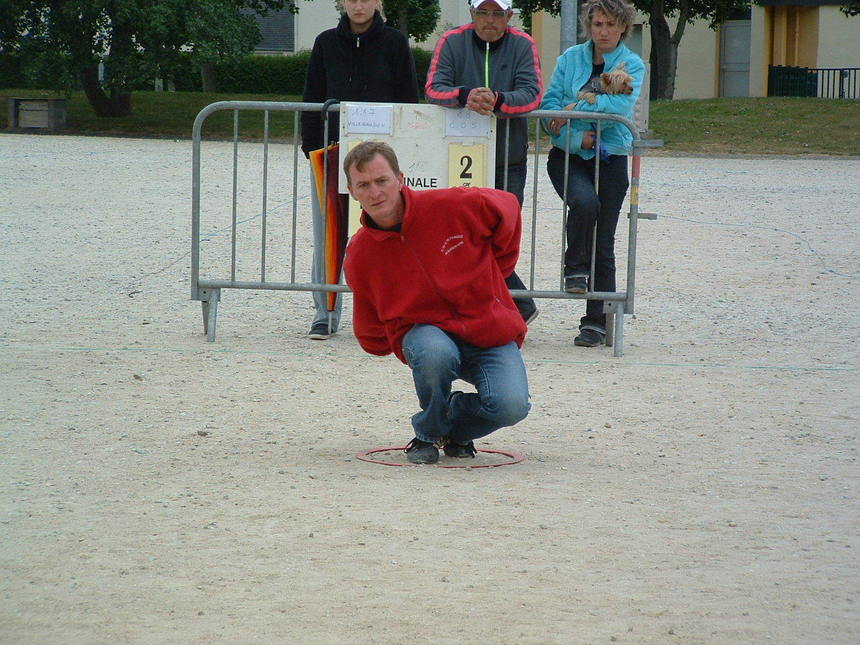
[546,147,629,331]
[401,324,530,445]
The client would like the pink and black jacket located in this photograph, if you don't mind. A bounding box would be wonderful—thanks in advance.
[425,25,542,168]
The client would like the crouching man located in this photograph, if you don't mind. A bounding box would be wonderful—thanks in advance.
[342,141,531,464]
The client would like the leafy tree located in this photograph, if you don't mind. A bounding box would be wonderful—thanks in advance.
[841,0,860,16]
[642,0,747,99]
[515,0,746,99]
[1,0,297,117]
[334,0,440,42]
[383,0,441,43]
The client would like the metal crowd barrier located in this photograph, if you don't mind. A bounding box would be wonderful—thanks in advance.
[191,101,653,356]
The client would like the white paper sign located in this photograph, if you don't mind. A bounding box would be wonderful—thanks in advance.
[345,104,393,134]
[444,109,492,138]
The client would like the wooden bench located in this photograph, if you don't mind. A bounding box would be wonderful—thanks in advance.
[7,97,67,130]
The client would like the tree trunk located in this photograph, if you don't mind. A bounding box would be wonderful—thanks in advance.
[665,0,692,100]
[79,63,132,117]
[200,62,217,93]
[648,0,674,99]
[397,2,409,40]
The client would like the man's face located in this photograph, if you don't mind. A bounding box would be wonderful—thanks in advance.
[347,154,405,230]
[470,1,512,43]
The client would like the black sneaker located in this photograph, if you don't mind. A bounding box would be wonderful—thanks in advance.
[443,440,477,459]
[405,438,439,464]
[574,327,605,347]
[308,322,335,340]
[564,275,588,294]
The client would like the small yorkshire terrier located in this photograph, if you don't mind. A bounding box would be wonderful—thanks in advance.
[578,62,634,104]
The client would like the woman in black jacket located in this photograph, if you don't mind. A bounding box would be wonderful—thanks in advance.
[302,0,419,340]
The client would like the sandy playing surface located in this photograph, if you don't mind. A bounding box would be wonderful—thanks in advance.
[2,133,859,644]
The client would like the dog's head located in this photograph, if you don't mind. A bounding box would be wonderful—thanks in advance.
[600,62,633,95]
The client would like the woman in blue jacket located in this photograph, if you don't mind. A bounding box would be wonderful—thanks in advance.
[540,0,644,347]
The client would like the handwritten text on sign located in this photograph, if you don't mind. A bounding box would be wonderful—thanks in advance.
[345,104,393,135]
[444,109,491,138]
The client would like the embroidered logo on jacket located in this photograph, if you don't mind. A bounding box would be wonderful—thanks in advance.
[440,234,465,255]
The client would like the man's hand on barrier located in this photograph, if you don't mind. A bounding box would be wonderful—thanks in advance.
[466,87,497,116]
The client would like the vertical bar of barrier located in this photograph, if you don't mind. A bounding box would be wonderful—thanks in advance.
[590,121,602,292]
[231,110,239,282]
[290,112,300,283]
[502,119,510,193]
[191,114,201,300]
[626,148,641,315]
[528,118,541,289]
[560,122,573,288]
[260,110,269,282]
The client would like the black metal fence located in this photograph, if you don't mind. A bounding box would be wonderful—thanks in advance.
[768,65,860,99]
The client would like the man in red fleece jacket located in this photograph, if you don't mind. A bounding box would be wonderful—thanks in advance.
[343,141,531,464]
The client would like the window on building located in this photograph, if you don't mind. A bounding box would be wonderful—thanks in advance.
[250,7,295,53]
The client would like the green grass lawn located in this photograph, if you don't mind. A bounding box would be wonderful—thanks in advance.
[3,89,859,155]
[648,97,860,156]
[1,89,300,140]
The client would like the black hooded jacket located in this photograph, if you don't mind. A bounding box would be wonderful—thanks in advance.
[300,11,419,156]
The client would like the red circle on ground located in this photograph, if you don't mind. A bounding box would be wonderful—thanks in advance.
[355,445,526,468]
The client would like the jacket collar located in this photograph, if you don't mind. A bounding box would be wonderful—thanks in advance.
[471,28,508,52]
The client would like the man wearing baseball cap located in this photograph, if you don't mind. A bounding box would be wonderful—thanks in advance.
[426,0,542,327]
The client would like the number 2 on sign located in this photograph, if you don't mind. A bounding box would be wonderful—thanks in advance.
[460,155,473,179]
[448,143,486,188]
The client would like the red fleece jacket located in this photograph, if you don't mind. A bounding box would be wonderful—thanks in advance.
[344,186,526,363]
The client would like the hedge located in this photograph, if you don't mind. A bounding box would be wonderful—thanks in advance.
[1,47,433,96]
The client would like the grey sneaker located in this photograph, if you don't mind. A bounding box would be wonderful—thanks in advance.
[564,275,588,294]
[574,327,605,347]
[405,438,439,464]
[308,322,335,340]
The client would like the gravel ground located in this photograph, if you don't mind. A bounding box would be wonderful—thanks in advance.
[2,133,859,644]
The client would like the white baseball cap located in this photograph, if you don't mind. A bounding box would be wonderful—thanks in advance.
[470,0,513,10]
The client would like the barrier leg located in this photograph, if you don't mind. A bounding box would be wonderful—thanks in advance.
[200,288,221,342]
[605,312,615,347]
[603,301,625,357]
[612,303,625,357]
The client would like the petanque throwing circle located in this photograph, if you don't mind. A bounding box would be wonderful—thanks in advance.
[355,445,525,469]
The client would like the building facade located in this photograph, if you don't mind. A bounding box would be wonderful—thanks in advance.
[259,1,859,99]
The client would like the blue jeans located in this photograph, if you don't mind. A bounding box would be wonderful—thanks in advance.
[546,148,629,331]
[401,324,530,445]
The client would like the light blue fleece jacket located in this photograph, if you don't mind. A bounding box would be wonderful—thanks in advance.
[540,40,645,159]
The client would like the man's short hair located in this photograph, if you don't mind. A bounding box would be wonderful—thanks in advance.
[343,141,402,185]
[579,0,636,41]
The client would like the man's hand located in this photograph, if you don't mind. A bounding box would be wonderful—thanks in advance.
[466,87,497,115]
